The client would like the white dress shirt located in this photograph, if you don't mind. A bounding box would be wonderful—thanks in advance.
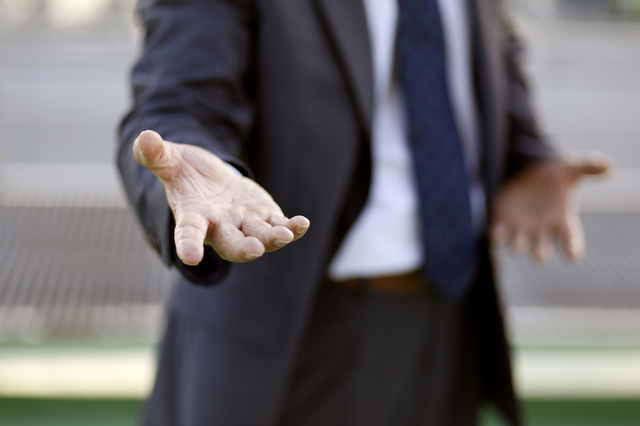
[328,0,484,280]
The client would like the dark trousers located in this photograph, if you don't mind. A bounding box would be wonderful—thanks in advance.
[143,283,482,426]
[276,283,481,426]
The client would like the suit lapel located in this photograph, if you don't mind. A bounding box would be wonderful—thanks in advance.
[314,0,373,135]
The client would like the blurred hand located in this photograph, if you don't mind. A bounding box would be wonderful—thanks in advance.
[491,152,612,264]
[133,130,310,265]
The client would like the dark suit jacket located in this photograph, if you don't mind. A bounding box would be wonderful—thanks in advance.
[118,0,556,424]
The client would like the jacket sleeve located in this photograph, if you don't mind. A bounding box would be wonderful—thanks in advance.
[117,0,255,285]
[502,2,559,178]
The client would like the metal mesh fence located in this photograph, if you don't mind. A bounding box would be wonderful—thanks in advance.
[0,203,638,344]
[0,205,172,342]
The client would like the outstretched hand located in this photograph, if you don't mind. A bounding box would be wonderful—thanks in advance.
[133,130,310,265]
[491,152,611,263]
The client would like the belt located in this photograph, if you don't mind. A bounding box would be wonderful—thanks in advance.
[326,272,433,296]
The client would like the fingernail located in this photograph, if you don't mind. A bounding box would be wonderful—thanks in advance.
[274,239,288,247]
[137,143,148,164]
[295,226,309,234]
[243,252,260,260]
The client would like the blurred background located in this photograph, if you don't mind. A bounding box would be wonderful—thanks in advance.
[0,0,639,424]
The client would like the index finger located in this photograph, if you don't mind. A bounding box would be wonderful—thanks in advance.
[174,210,209,265]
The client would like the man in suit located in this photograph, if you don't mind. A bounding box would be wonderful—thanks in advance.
[118,0,609,424]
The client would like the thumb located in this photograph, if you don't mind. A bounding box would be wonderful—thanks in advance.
[133,130,170,169]
[133,130,172,170]
[569,151,613,179]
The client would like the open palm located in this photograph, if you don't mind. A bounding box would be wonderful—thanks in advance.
[133,130,310,265]
[491,153,611,263]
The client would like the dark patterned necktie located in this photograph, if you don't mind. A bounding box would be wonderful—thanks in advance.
[397,0,477,300]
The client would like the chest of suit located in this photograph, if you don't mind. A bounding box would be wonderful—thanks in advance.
[244,0,507,237]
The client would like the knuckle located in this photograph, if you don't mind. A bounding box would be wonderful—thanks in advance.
[177,211,207,228]
[175,226,206,241]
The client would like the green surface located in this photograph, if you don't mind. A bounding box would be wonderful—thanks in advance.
[0,398,143,426]
[524,399,640,426]
[482,399,640,426]
[0,398,638,425]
